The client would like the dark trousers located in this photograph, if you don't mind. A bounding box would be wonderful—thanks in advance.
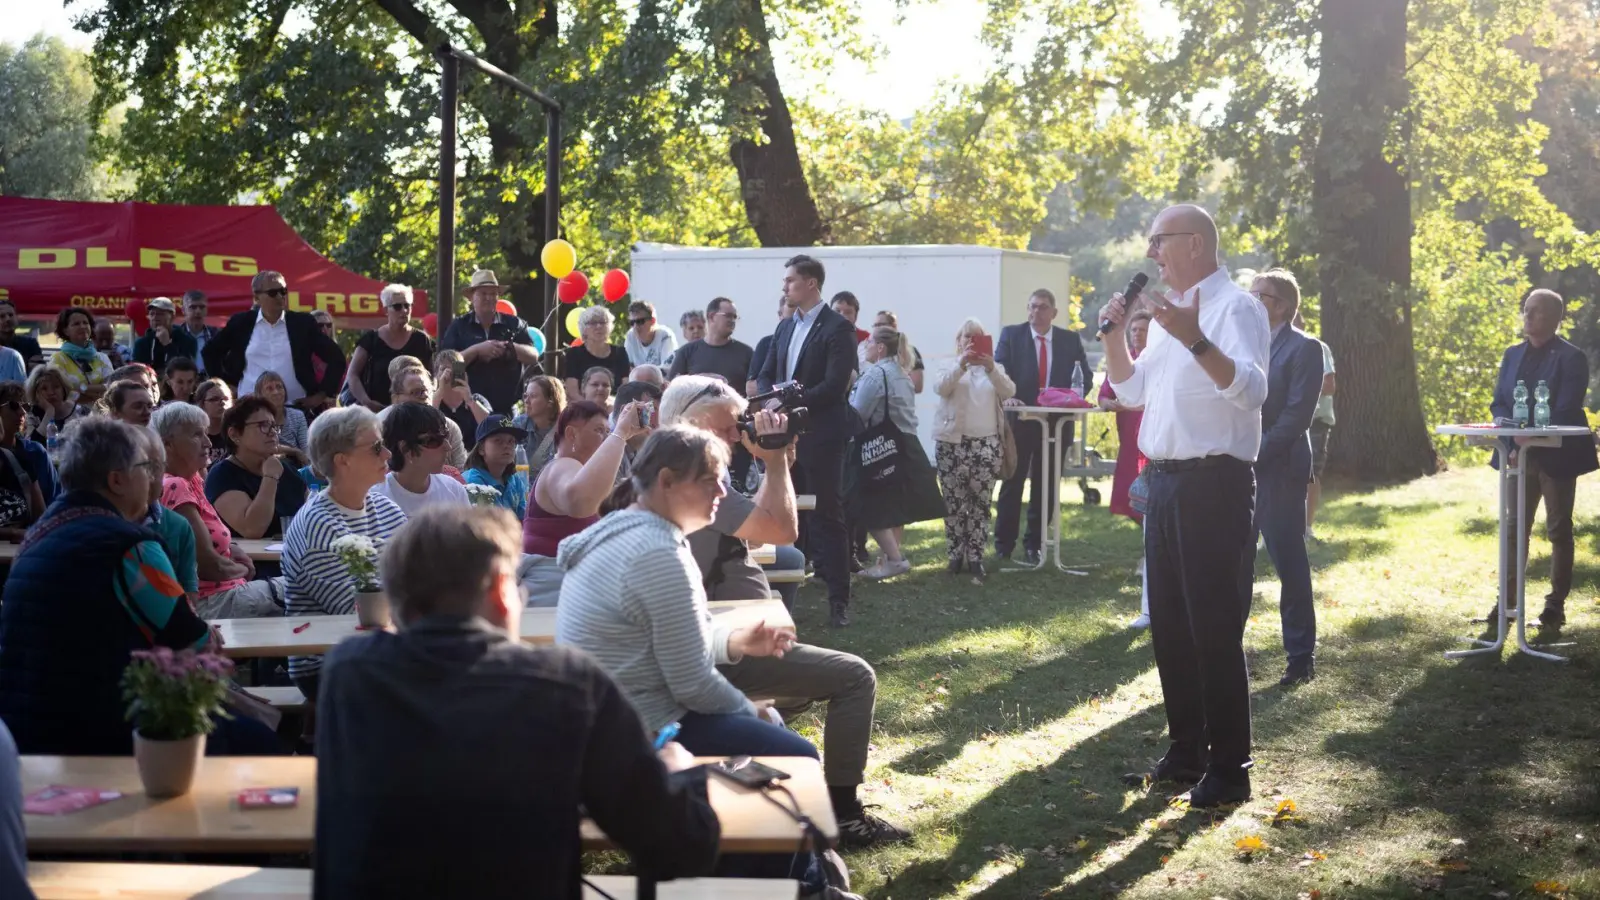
[1502,450,1578,610]
[1146,458,1255,774]
[1249,469,1316,664]
[793,436,850,605]
[995,416,1074,555]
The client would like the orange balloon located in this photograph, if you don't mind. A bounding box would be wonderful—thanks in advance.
[496,298,516,317]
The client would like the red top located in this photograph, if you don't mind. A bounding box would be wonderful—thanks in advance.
[522,490,598,557]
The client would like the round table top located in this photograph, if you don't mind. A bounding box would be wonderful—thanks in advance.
[1435,423,1592,438]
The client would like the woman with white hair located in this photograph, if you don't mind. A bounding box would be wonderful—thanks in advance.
[282,406,408,700]
[563,305,631,401]
[343,284,434,411]
[932,318,1014,577]
[154,402,284,619]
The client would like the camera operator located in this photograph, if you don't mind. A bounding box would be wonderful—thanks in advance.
[758,254,859,627]
[655,374,911,848]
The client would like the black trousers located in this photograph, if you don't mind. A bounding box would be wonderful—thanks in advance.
[1145,457,1255,774]
[994,416,1073,555]
[793,435,850,606]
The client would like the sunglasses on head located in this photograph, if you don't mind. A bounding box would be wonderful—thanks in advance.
[260,287,289,298]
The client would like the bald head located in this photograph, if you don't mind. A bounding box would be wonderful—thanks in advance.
[1147,204,1221,292]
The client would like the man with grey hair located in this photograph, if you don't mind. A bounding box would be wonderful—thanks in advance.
[313,505,719,898]
[628,364,665,387]
[202,269,345,410]
[177,289,219,376]
[658,374,912,848]
[679,308,707,344]
[1100,203,1269,808]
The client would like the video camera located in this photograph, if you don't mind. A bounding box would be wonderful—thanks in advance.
[742,381,811,450]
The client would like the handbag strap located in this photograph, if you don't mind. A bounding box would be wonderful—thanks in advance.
[873,366,891,427]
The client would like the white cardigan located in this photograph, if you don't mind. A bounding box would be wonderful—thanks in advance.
[932,360,1016,443]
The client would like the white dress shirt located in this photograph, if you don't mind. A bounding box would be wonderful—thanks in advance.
[240,310,302,402]
[783,302,823,382]
[1109,266,1270,462]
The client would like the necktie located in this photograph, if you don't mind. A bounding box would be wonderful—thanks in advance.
[1037,334,1048,391]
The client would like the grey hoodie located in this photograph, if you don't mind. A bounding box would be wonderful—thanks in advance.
[554,509,755,732]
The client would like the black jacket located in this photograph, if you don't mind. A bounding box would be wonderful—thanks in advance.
[132,327,199,372]
[202,308,345,400]
[995,323,1091,405]
[313,616,720,899]
[1489,335,1600,480]
[758,303,858,445]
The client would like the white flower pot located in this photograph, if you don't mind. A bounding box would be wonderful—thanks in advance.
[133,730,204,798]
[355,589,391,629]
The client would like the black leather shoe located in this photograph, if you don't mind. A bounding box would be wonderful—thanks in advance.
[969,559,987,578]
[1022,549,1042,566]
[1278,658,1315,688]
[1120,754,1205,788]
[996,547,1013,562]
[830,602,851,627]
[1537,605,1566,629]
[1185,772,1251,808]
[947,557,965,575]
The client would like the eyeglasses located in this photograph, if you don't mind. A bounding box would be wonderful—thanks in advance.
[629,318,651,327]
[416,434,447,450]
[260,287,289,298]
[131,459,164,475]
[0,400,21,413]
[1249,290,1284,304]
[1147,232,1196,250]
[368,439,386,456]
[248,419,282,435]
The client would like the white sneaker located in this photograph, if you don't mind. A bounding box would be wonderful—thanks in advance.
[1128,613,1151,629]
[863,559,911,580]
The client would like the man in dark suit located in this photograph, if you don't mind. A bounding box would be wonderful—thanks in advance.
[759,255,858,627]
[202,270,346,412]
[1489,288,1598,631]
[1246,270,1324,686]
[993,288,1091,565]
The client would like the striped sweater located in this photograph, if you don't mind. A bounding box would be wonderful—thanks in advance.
[554,509,754,732]
[283,489,408,681]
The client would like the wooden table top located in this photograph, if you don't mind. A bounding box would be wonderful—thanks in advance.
[0,539,281,564]
[27,863,793,899]
[749,543,776,566]
[212,597,795,659]
[23,755,834,855]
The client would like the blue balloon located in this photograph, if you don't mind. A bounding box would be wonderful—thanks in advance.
[527,326,547,354]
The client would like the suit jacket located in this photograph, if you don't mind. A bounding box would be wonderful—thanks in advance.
[1257,325,1324,481]
[994,324,1091,405]
[202,308,346,401]
[1489,335,1599,480]
[132,327,199,372]
[757,303,858,446]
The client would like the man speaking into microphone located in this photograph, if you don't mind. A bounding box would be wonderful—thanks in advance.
[1100,204,1270,807]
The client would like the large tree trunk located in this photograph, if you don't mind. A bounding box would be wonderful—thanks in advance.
[727,0,828,247]
[1313,0,1438,480]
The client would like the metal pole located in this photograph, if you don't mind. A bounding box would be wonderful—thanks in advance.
[542,110,561,353]
[436,50,459,335]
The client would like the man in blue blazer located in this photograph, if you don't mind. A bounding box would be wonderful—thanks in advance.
[1246,270,1325,686]
[993,289,1090,565]
[1488,289,1598,630]
[758,255,860,627]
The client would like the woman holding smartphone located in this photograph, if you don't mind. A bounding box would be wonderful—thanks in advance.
[932,318,1015,577]
[433,349,492,451]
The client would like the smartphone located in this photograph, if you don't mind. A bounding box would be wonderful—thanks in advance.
[970,334,993,358]
[639,401,654,428]
[709,756,791,789]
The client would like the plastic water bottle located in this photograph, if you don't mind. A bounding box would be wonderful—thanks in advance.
[1071,363,1085,396]
[1534,380,1551,428]
[514,443,528,469]
[44,420,58,458]
[1512,379,1529,426]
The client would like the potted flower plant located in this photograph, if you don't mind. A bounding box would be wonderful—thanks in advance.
[331,533,388,627]
[121,647,234,798]
[464,483,502,507]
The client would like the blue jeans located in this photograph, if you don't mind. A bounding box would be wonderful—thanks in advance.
[1249,469,1316,664]
[760,544,806,608]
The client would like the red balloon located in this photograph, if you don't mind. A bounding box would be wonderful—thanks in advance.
[569,337,583,348]
[124,298,149,336]
[557,271,590,304]
[421,312,439,338]
[601,269,630,303]
[496,298,517,317]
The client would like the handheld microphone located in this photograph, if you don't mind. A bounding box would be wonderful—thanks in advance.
[1097,272,1149,338]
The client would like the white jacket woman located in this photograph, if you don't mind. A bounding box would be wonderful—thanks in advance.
[932,318,1015,576]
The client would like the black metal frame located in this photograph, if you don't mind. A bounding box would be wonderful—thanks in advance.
[434,44,561,345]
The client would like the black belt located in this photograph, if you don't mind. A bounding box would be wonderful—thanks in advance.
[1146,455,1245,474]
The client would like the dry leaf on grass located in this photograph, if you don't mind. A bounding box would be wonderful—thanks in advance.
[1235,835,1269,858]
[1533,881,1569,895]
[1297,850,1328,867]
[1270,797,1303,826]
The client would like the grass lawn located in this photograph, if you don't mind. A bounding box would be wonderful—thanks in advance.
[783,464,1600,899]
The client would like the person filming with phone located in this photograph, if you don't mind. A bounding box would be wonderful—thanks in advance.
[438,269,543,417]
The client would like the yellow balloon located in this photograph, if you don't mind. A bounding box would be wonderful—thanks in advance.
[565,305,585,338]
[541,239,577,279]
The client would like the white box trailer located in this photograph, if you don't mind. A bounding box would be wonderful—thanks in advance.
[631,243,1075,455]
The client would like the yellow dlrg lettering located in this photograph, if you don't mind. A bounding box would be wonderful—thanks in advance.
[140,248,197,272]
[204,255,257,276]
[20,249,75,269]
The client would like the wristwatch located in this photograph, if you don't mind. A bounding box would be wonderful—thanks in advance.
[1187,337,1213,357]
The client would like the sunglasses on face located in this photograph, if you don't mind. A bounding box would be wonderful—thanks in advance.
[260,287,289,298]
[415,434,447,450]
[629,318,651,327]
[0,400,21,414]
[388,303,412,312]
